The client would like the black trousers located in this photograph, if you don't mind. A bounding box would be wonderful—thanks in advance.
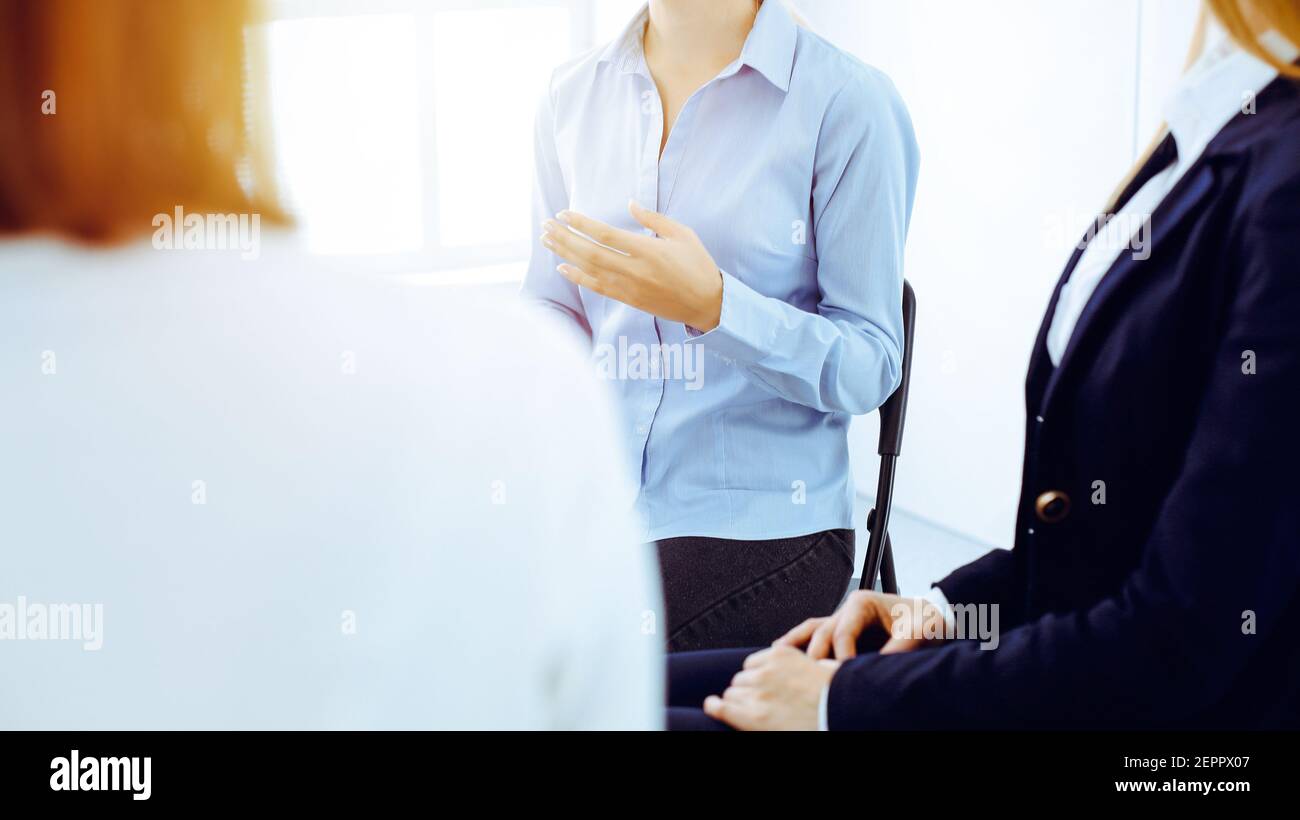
[665,648,754,731]
[654,529,854,652]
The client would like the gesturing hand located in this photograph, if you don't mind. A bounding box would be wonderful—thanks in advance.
[541,201,724,332]
[775,590,950,660]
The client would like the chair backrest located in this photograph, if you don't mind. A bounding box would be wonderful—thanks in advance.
[859,280,916,593]
[877,281,916,457]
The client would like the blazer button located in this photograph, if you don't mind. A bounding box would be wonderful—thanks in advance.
[1035,490,1071,524]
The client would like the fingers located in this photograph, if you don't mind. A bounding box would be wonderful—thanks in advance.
[733,646,803,685]
[556,264,604,295]
[774,617,825,648]
[730,669,762,688]
[880,602,925,655]
[703,694,744,728]
[629,200,686,238]
[703,695,725,718]
[704,687,761,731]
[880,636,923,655]
[880,600,945,654]
[542,220,634,275]
[810,592,883,660]
[831,605,868,661]
[556,210,650,254]
[806,615,838,660]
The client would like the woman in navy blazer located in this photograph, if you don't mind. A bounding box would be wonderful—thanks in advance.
[669,0,1300,730]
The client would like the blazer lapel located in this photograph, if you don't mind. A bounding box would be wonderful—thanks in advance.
[1025,250,1079,411]
[1039,162,1221,416]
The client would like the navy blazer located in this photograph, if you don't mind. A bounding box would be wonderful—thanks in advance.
[829,74,1300,729]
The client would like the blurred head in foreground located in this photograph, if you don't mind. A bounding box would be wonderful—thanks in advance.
[0,0,286,242]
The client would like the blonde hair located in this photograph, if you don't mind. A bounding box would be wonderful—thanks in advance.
[0,0,287,241]
[1107,0,1300,210]
[1209,0,1300,76]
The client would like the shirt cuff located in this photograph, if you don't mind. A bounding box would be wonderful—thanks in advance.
[923,585,957,632]
[818,681,831,731]
[684,269,775,365]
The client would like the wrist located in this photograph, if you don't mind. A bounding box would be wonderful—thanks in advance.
[692,269,723,332]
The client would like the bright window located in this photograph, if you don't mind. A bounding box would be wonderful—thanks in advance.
[264,0,609,279]
[431,7,570,249]
[267,14,425,257]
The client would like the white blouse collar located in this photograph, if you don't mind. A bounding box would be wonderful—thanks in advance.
[1163,27,1298,160]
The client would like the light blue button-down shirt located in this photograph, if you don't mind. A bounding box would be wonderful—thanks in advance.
[523,0,919,542]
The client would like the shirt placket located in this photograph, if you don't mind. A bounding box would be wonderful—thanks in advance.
[627,53,667,512]
[626,49,732,523]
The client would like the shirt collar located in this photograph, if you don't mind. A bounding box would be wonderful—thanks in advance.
[1163,28,1299,160]
[597,0,798,93]
[596,5,650,75]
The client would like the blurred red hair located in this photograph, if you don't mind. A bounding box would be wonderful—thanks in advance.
[0,0,287,241]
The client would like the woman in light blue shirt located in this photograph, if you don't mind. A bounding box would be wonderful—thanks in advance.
[526,0,919,650]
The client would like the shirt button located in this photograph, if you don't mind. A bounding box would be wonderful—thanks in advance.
[1035,415,1045,424]
[635,424,649,436]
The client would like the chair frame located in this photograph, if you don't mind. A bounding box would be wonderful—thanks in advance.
[858,280,916,595]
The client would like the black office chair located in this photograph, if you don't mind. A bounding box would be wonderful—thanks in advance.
[858,280,916,595]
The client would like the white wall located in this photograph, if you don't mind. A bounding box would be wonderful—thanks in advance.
[1138,0,1205,139]
[797,0,1203,547]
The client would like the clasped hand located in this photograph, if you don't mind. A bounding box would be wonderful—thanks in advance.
[702,591,950,731]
